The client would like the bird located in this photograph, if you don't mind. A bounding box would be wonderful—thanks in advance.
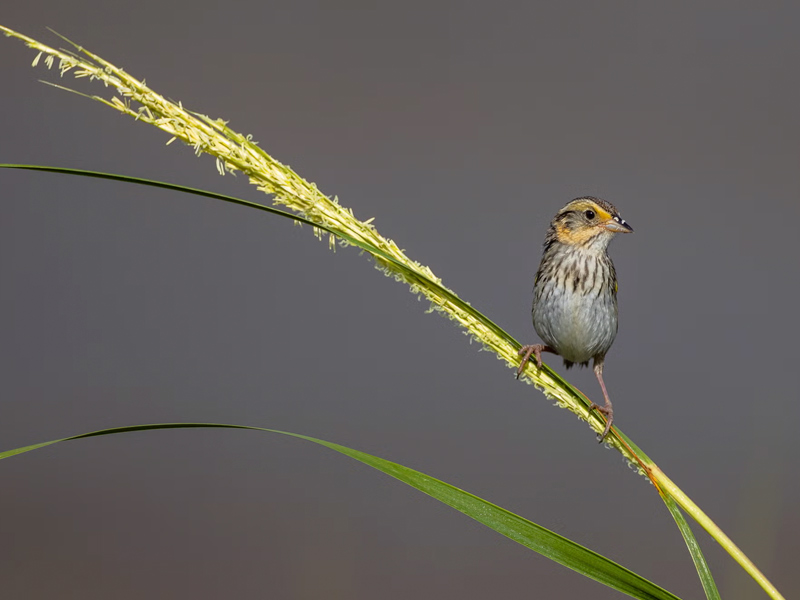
[516,197,633,442]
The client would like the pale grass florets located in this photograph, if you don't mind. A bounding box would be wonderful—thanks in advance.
[1,25,627,454]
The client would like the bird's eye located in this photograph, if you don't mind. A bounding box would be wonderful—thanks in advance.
[584,209,596,220]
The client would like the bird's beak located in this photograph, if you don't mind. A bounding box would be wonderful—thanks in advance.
[604,215,634,233]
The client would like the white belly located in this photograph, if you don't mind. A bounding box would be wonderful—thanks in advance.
[532,281,618,364]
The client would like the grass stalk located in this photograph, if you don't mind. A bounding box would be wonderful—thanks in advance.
[653,466,780,600]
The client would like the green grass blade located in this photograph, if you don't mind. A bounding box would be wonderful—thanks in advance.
[0,422,682,600]
[0,164,601,427]
[660,492,720,600]
[0,165,516,336]
[0,166,509,341]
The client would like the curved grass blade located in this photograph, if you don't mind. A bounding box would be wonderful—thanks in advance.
[0,422,682,600]
[0,165,601,427]
[660,492,720,600]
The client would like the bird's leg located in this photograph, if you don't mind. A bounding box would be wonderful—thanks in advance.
[516,344,556,379]
[588,358,614,442]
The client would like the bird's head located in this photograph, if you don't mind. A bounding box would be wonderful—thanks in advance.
[550,197,633,250]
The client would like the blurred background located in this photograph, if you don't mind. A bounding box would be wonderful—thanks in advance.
[1,2,798,599]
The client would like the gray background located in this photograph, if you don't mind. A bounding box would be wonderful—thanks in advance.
[1,2,798,599]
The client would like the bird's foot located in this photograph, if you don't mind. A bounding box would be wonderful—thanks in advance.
[586,403,613,442]
[516,344,547,379]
